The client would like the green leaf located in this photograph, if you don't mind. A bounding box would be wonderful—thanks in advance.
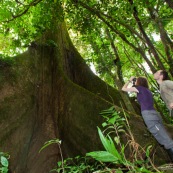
[39,139,61,153]
[99,106,115,115]
[108,116,116,124]
[117,129,125,133]
[102,122,108,127]
[1,156,8,167]
[146,145,152,158]
[114,136,120,144]
[86,151,119,162]
[97,127,122,161]
[0,167,8,173]
[116,170,124,173]
[57,161,62,167]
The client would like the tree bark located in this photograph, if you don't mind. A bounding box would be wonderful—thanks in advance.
[0,22,122,173]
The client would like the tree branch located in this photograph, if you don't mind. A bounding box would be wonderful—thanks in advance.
[2,0,43,23]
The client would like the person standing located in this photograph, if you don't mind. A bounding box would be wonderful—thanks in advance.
[154,70,173,116]
[122,76,173,161]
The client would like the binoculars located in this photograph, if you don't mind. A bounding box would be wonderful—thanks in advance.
[132,78,136,86]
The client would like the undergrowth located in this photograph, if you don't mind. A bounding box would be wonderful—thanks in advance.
[40,106,163,173]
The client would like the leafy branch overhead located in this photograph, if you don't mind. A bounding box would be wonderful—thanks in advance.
[2,0,43,23]
[67,0,173,76]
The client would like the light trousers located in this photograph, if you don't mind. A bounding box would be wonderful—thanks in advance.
[142,110,173,149]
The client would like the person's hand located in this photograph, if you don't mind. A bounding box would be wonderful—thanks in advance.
[129,76,136,82]
[169,103,173,109]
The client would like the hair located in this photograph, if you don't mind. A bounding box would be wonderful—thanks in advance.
[136,77,149,88]
[160,70,169,80]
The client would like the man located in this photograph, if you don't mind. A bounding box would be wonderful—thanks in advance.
[154,70,173,161]
[154,70,173,115]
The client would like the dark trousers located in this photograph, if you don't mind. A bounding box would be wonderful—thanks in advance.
[142,110,173,149]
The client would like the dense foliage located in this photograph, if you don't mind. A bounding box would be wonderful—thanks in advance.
[1,1,173,76]
[0,0,63,55]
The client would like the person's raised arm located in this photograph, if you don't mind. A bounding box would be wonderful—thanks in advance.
[122,76,139,93]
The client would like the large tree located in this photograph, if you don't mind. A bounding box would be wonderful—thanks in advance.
[0,0,173,172]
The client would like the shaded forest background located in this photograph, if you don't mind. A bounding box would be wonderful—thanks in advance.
[0,0,173,172]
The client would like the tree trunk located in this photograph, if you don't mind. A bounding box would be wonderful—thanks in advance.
[0,22,121,173]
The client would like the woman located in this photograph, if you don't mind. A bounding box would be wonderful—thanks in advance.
[122,76,173,161]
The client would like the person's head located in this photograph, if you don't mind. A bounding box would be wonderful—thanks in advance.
[154,70,169,81]
[136,77,149,88]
